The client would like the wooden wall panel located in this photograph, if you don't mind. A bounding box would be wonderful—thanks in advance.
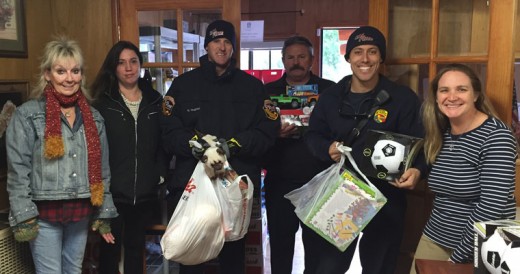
[487,0,516,125]
[243,0,368,75]
[515,2,520,59]
[245,0,368,42]
[244,1,297,40]
[46,0,114,85]
[0,0,113,91]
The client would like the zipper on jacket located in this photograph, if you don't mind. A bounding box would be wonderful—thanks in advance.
[109,93,161,205]
[109,96,140,205]
[133,117,138,205]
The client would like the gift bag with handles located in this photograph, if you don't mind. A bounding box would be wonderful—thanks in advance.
[160,161,225,265]
[285,145,387,251]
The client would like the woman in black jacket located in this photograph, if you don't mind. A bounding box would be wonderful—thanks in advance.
[91,41,167,274]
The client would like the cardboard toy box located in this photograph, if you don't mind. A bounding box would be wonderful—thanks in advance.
[474,219,520,274]
[270,84,319,138]
[279,108,311,137]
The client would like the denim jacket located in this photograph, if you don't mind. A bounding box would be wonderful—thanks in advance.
[6,98,117,226]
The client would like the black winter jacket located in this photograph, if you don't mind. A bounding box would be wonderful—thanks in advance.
[306,74,427,203]
[93,79,167,205]
[161,55,279,193]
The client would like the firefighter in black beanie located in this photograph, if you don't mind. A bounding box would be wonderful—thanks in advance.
[305,26,427,274]
[160,19,279,274]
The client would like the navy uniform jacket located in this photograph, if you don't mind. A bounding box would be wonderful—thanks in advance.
[306,74,426,202]
[161,55,280,193]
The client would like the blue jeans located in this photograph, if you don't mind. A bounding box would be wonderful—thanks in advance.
[29,218,89,274]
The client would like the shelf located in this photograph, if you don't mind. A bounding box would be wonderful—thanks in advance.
[139,26,204,51]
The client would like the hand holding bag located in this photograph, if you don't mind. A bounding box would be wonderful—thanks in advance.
[285,145,387,251]
[160,162,225,265]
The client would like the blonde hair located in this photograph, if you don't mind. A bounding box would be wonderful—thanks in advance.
[422,63,499,164]
[31,37,90,100]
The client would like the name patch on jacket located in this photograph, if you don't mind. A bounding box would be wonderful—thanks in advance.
[373,109,388,123]
[263,99,279,120]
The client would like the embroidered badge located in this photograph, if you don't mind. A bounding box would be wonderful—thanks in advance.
[263,99,279,120]
[373,109,388,123]
[209,28,224,38]
[162,96,175,116]
[353,33,375,43]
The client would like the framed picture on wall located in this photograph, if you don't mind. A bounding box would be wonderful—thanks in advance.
[0,0,27,58]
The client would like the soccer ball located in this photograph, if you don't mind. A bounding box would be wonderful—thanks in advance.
[500,242,520,274]
[481,230,508,274]
[370,139,405,174]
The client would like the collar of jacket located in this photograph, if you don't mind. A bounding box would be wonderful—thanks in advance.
[278,71,319,87]
[106,78,162,106]
[199,54,237,82]
[341,74,389,99]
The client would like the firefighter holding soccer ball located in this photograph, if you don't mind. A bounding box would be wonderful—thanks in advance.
[306,26,427,274]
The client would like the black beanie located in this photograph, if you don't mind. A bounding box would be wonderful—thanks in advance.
[345,26,386,62]
[204,20,236,50]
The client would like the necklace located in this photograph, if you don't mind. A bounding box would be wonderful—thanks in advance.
[120,91,142,107]
[448,113,478,151]
[448,133,461,151]
[62,108,73,118]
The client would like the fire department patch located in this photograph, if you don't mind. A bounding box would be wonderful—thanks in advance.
[373,109,388,123]
[162,96,175,116]
[263,99,279,120]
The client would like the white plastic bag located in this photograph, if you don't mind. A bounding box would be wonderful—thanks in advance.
[285,145,387,251]
[160,162,225,265]
[213,163,254,241]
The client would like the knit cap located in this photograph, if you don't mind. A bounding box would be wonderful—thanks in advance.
[345,26,386,62]
[204,20,236,50]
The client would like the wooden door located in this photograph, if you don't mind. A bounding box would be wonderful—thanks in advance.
[369,0,516,124]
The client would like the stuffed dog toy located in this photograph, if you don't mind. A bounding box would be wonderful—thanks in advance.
[189,134,227,180]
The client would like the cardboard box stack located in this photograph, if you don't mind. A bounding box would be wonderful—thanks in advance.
[245,195,267,274]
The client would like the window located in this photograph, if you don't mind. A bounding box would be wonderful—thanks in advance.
[240,41,284,70]
[320,27,357,83]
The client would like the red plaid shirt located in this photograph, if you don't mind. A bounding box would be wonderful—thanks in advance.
[37,199,93,223]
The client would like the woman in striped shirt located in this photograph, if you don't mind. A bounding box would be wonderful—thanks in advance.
[410,63,517,272]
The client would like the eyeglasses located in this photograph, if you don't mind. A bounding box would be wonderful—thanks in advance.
[339,100,374,120]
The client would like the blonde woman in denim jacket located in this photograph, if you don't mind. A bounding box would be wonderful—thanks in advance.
[6,37,118,274]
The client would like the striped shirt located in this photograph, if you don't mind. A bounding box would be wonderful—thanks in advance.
[423,117,517,263]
